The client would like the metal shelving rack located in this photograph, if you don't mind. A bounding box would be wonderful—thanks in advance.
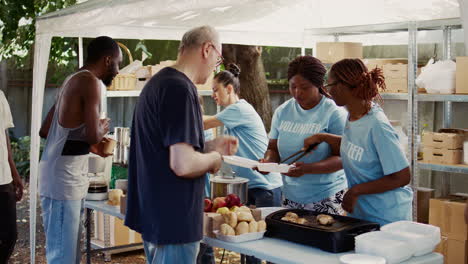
[306,18,464,219]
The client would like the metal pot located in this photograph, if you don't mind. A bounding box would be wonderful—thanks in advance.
[210,176,249,204]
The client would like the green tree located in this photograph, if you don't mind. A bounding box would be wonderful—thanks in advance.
[0,0,77,67]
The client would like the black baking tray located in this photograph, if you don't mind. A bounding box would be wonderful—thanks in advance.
[265,209,380,253]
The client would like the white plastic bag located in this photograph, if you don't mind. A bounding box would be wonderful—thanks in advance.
[416,59,456,94]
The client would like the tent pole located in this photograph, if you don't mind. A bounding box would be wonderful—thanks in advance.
[30,34,52,264]
[79,37,84,68]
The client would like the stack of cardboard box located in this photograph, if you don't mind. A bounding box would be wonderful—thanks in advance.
[93,211,143,247]
[429,197,468,264]
[422,129,466,165]
[316,42,363,64]
[364,59,409,93]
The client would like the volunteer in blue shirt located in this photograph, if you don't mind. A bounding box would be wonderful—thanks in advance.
[261,56,347,214]
[304,58,412,226]
[204,63,283,208]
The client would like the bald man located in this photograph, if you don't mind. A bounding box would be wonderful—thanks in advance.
[125,26,238,264]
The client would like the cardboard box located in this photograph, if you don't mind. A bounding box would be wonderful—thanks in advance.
[435,236,468,264]
[422,132,464,149]
[423,147,462,164]
[429,197,468,240]
[203,213,224,238]
[385,78,408,92]
[316,42,363,64]
[383,64,408,79]
[417,187,435,224]
[456,56,468,94]
[150,60,176,76]
[93,211,143,246]
[364,58,408,70]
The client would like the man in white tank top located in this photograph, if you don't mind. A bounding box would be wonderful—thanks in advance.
[0,90,23,263]
[38,36,121,264]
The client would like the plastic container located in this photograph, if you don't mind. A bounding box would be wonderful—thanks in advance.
[355,231,413,264]
[340,254,386,264]
[381,221,441,257]
[214,230,265,243]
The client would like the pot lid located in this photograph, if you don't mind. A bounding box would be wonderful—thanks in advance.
[210,176,249,184]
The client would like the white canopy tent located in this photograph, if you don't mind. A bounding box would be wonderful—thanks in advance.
[31,0,463,262]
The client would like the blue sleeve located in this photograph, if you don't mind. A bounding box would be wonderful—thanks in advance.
[328,108,347,136]
[159,80,202,149]
[269,107,281,139]
[371,120,409,175]
[215,103,243,129]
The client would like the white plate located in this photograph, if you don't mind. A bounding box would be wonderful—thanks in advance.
[257,163,293,173]
[223,156,259,168]
[214,230,266,243]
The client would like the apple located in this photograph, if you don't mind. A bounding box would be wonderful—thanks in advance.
[225,193,241,207]
[212,197,227,211]
[216,207,230,215]
[204,198,212,212]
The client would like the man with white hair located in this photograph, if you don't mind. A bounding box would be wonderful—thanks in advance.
[125,26,238,264]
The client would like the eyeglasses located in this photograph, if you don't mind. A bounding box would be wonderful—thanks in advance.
[210,44,224,67]
[324,82,338,91]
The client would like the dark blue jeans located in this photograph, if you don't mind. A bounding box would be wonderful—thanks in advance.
[247,187,282,208]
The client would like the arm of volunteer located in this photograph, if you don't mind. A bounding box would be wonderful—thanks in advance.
[343,167,410,213]
[203,115,223,129]
[39,104,55,139]
[170,143,222,178]
[304,133,342,156]
[81,75,109,144]
[263,139,280,163]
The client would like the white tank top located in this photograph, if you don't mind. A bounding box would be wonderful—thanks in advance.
[39,70,103,200]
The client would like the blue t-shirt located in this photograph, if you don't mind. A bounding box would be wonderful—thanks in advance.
[340,104,413,226]
[204,129,214,198]
[270,97,347,204]
[216,99,282,190]
[125,67,205,245]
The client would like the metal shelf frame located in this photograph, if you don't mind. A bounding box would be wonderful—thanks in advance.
[418,162,468,174]
[306,18,464,220]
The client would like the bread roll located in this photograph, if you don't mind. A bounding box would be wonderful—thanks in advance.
[238,206,251,213]
[285,212,299,219]
[257,220,267,232]
[223,212,238,228]
[249,221,258,233]
[236,222,249,235]
[317,214,335,225]
[296,218,307,225]
[220,223,235,236]
[237,212,254,222]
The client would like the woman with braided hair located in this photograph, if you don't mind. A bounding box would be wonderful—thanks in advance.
[304,58,412,226]
[260,56,348,214]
